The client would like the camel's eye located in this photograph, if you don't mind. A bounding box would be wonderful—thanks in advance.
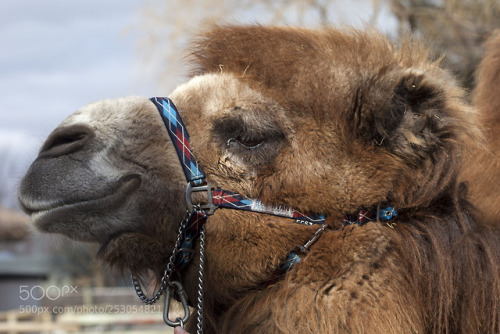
[212,114,287,166]
[227,137,264,149]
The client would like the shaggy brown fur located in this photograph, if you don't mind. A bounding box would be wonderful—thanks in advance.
[461,30,500,225]
[185,26,500,333]
[18,26,500,333]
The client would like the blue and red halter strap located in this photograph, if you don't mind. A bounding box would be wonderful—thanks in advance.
[343,206,397,226]
[150,96,398,272]
[213,190,326,226]
[151,97,205,185]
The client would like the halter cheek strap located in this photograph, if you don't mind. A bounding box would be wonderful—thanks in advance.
[150,97,205,185]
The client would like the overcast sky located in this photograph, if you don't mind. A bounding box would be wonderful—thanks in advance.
[0,0,156,207]
[0,0,397,208]
[0,0,155,135]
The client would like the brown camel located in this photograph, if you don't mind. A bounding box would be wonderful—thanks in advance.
[18,26,500,333]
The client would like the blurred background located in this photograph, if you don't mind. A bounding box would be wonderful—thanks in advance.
[0,0,498,332]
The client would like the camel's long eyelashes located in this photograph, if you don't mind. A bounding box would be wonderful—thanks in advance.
[227,137,264,149]
[212,115,287,166]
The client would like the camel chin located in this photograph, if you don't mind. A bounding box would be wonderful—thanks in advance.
[20,175,141,242]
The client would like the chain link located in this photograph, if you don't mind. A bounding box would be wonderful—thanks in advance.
[132,213,188,304]
[196,224,206,334]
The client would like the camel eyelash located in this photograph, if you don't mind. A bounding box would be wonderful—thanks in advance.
[213,116,277,146]
[212,115,287,164]
[227,137,264,149]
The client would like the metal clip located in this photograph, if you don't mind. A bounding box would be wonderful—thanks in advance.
[186,182,216,215]
[163,281,190,328]
[298,224,327,253]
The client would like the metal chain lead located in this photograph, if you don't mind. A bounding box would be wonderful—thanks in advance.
[196,224,206,334]
[132,214,188,304]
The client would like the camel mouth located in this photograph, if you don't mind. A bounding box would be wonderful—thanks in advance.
[21,175,141,231]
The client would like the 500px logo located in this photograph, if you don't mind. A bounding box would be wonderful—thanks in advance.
[19,285,78,301]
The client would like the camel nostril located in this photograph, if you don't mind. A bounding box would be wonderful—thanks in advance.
[39,125,94,158]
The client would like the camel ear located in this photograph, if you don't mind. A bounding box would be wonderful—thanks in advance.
[358,71,449,163]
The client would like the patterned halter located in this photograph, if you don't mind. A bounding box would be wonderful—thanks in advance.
[143,97,398,331]
[149,96,397,270]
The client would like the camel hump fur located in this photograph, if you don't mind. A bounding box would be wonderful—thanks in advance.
[18,26,500,333]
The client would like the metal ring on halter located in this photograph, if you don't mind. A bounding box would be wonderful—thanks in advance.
[186,182,216,215]
[163,280,190,327]
[177,317,184,329]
